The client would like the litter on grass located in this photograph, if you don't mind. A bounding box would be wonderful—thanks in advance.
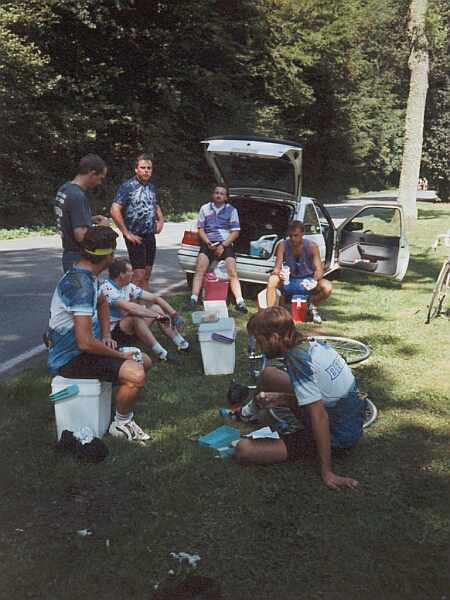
[170,552,201,568]
[245,426,280,440]
[77,529,93,537]
[73,426,94,445]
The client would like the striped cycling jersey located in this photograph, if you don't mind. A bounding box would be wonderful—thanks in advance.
[197,202,240,243]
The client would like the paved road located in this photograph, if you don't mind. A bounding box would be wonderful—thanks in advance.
[0,221,195,378]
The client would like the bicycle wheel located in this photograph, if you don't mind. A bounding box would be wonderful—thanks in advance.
[310,336,371,365]
[426,260,450,324]
[268,407,302,433]
[363,398,378,428]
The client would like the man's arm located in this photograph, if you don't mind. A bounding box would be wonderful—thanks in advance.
[73,226,88,243]
[197,227,213,247]
[97,294,117,349]
[273,241,285,276]
[110,202,142,245]
[214,230,239,257]
[140,291,176,319]
[73,315,130,358]
[114,298,162,320]
[155,205,164,234]
[310,242,324,280]
[69,190,91,242]
[255,391,297,409]
[92,215,110,226]
[305,401,359,491]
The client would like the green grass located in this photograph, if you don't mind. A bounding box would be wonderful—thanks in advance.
[0,225,56,239]
[1,202,449,599]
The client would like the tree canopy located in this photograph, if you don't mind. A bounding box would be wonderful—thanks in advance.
[0,0,448,223]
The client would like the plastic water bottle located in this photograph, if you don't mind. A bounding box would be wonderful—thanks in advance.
[281,264,290,285]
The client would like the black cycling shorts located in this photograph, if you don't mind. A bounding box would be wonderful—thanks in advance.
[198,241,235,263]
[59,353,126,384]
[125,232,156,269]
[281,430,358,462]
[111,322,138,348]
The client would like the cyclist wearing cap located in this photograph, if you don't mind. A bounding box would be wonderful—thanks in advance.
[46,226,153,442]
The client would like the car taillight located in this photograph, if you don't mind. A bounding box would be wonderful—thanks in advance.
[181,230,200,246]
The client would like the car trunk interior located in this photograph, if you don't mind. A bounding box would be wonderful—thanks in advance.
[230,195,293,258]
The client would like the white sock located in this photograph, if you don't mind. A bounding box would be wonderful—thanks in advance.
[173,332,187,348]
[115,411,133,423]
[241,400,258,417]
[236,297,244,305]
[191,294,198,302]
[152,342,167,358]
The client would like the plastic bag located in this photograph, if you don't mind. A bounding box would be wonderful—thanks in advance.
[213,260,230,281]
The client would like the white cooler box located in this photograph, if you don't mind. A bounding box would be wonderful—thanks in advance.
[51,376,112,440]
[198,317,236,375]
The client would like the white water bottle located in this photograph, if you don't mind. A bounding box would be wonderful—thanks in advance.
[281,264,290,285]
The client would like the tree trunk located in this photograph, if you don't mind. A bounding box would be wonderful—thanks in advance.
[398,0,429,230]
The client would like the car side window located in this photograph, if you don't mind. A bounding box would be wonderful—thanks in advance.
[303,203,321,235]
[344,207,401,237]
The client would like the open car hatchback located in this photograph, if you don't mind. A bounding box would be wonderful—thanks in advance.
[177,136,410,291]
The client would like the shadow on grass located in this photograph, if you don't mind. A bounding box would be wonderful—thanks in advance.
[1,304,448,598]
[1,369,449,600]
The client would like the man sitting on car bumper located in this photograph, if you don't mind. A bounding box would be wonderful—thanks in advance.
[266,220,332,324]
[189,185,247,314]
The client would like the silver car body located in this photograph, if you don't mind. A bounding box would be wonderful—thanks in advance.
[177,136,410,286]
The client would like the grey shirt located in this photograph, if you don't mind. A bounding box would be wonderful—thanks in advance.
[53,182,92,253]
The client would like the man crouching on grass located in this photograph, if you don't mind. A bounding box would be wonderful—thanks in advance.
[47,226,152,442]
[235,307,364,490]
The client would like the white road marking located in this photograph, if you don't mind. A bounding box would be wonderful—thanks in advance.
[0,344,44,376]
[0,279,187,377]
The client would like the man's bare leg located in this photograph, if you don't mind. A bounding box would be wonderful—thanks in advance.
[266,273,281,307]
[224,257,246,311]
[191,253,210,300]
[115,359,146,415]
[132,266,152,291]
[310,279,332,306]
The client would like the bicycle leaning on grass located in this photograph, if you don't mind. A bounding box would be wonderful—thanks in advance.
[426,230,450,324]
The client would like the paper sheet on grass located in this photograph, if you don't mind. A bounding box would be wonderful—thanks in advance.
[245,426,280,440]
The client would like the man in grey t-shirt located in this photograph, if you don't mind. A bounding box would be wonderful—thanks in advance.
[52,154,109,271]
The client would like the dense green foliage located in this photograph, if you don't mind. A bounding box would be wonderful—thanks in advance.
[0,0,448,224]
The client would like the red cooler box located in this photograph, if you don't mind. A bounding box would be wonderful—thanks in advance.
[291,295,308,323]
[203,273,229,301]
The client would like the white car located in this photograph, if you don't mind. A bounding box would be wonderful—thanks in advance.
[177,136,410,291]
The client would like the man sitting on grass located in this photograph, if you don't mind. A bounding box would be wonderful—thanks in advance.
[47,226,152,442]
[100,258,189,366]
[235,307,364,490]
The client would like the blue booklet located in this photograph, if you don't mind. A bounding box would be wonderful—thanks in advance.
[198,425,241,449]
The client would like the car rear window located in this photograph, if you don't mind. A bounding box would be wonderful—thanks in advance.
[215,154,295,195]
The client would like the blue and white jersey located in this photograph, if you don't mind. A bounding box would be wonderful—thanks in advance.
[286,339,355,408]
[113,176,158,235]
[100,280,143,327]
[47,268,101,374]
[197,202,240,243]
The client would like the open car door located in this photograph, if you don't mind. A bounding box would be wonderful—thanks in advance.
[333,204,410,281]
